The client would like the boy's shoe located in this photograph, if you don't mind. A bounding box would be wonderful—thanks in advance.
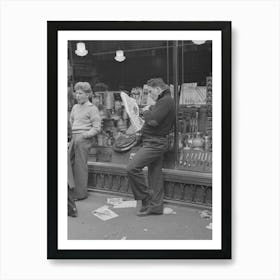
[68,207,78,217]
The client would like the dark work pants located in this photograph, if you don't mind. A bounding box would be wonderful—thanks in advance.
[126,135,168,212]
[68,187,77,216]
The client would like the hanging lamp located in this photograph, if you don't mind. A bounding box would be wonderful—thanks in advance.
[75,42,88,56]
[114,49,126,62]
[192,40,206,45]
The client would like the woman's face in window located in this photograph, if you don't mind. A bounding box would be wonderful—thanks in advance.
[75,90,89,104]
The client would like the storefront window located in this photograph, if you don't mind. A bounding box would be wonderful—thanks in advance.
[68,40,212,173]
[176,41,212,172]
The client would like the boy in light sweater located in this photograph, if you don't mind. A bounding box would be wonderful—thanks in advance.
[69,82,101,200]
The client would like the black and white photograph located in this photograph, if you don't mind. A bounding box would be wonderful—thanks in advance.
[48,21,231,259]
[2,0,280,278]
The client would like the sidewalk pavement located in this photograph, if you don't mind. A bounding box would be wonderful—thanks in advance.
[68,191,212,240]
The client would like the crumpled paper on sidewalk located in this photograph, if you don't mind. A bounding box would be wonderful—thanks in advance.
[92,205,119,221]
[107,197,137,208]
[113,200,137,208]
[163,207,176,215]
[107,197,123,206]
[199,210,212,219]
[206,222,212,230]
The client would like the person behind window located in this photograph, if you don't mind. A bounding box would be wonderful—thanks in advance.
[126,78,175,216]
[68,82,101,200]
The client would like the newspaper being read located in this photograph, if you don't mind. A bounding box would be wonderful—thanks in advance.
[120,91,144,132]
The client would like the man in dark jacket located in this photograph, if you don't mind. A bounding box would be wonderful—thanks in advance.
[126,78,175,216]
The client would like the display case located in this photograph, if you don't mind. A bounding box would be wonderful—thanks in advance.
[175,77,212,173]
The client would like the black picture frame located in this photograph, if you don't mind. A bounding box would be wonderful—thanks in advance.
[47,21,231,259]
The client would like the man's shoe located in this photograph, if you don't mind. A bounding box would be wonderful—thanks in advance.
[137,197,151,214]
[137,208,163,217]
[137,205,149,215]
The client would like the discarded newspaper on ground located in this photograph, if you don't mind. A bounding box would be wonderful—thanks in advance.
[199,210,212,219]
[163,207,176,215]
[107,197,123,206]
[206,222,212,230]
[113,200,137,208]
[107,197,137,208]
[92,205,118,221]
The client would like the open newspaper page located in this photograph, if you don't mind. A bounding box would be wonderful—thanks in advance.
[120,91,145,132]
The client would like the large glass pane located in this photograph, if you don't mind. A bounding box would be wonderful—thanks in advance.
[68,40,175,167]
[176,40,212,172]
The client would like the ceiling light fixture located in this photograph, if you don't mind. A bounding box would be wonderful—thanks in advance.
[192,40,206,45]
[75,42,88,56]
[114,49,126,62]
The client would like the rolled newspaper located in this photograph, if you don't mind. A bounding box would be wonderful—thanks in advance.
[120,91,144,132]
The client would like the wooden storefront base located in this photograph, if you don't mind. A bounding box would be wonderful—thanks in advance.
[88,161,212,209]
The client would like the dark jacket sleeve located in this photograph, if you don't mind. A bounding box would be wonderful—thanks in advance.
[143,97,171,126]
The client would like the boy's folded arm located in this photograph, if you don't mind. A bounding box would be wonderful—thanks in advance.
[83,107,102,138]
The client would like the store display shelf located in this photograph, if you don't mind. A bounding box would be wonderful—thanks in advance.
[178,150,212,173]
